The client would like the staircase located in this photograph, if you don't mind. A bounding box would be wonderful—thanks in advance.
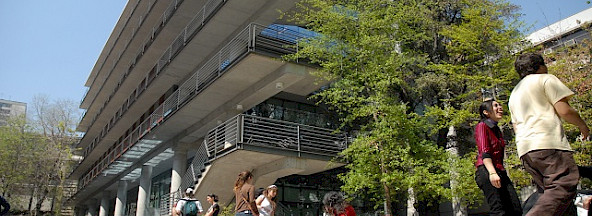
[60,180,79,216]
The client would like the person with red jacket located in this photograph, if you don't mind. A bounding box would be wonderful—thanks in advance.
[322,191,355,216]
[474,100,522,215]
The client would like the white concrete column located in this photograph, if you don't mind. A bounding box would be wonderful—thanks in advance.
[114,180,128,216]
[99,191,110,216]
[136,165,153,216]
[170,146,187,211]
[86,199,98,216]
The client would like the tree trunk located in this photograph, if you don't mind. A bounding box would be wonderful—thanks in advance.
[380,160,393,216]
[446,126,467,216]
[406,187,418,216]
[28,186,35,213]
[35,188,49,216]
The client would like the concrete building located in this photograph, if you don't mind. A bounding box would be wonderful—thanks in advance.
[69,1,347,216]
[0,99,26,126]
[527,7,592,54]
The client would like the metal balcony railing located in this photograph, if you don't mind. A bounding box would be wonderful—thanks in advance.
[205,115,347,160]
[543,31,591,54]
[78,0,226,165]
[80,0,158,107]
[157,142,209,215]
[76,22,318,191]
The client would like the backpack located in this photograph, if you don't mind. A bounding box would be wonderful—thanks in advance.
[183,199,199,216]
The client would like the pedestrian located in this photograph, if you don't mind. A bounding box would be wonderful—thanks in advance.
[322,191,355,216]
[474,99,522,215]
[176,187,204,216]
[509,52,590,216]
[256,185,278,216]
[0,195,9,216]
[234,171,259,216]
[205,194,220,216]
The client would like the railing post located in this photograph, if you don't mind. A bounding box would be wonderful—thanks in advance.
[214,126,218,158]
[238,115,244,145]
[251,24,256,50]
[297,125,301,157]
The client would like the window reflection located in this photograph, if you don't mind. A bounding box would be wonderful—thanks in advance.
[245,98,337,129]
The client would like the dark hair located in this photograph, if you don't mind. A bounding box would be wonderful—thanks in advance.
[514,52,545,79]
[207,194,219,202]
[323,191,346,213]
[233,170,253,192]
[479,100,495,122]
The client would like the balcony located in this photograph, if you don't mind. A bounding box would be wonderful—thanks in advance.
[71,22,324,198]
[157,114,346,215]
[206,114,347,160]
[76,0,228,167]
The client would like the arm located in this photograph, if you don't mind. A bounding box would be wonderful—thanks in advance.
[197,201,204,215]
[554,98,590,140]
[483,158,501,188]
[175,200,183,215]
[249,187,260,216]
[204,205,212,216]
[256,195,264,209]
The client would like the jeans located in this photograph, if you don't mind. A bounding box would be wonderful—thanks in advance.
[475,165,523,216]
[235,211,253,216]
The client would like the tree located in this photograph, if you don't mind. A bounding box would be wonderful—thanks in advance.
[29,95,79,215]
[0,95,79,215]
[285,0,523,213]
[0,115,39,198]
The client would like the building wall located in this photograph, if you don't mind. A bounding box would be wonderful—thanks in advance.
[0,99,26,126]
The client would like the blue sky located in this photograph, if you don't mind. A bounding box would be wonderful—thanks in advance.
[0,0,590,115]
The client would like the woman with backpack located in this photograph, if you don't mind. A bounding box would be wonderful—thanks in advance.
[176,187,204,216]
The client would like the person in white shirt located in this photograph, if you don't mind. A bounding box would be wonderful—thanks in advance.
[175,187,204,216]
[256,185,278,216]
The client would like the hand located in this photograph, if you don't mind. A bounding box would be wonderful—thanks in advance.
[489,173,501,188]
[584,196,592,210]
[580,125,590,141]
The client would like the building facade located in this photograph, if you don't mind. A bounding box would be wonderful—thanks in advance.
[69,1,348,216]
[527,7,592,54]
[0,99,26,126]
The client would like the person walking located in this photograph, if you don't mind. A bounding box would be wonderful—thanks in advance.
[322,191,355,216]
[509,52,590,216]
[234,171,259,216]
[474,99,522,215]
[205,194,220,216]
[0,195,9,216]
[176,187,204,216]
[256,185,278,216]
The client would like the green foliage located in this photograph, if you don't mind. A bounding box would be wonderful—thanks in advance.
[285,0,525,212]
[0,95,79,214]
[0,115,41,196]
[217,203,235,216]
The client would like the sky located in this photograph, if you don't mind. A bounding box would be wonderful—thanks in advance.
[0,0,591,116]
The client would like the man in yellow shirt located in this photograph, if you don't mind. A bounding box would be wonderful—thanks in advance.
[509,52,590,216]
[508,53,590,215]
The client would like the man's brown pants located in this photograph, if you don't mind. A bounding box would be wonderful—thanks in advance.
[522,150,580,216]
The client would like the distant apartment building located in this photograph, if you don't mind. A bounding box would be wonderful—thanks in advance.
[69,1,349,216]
[527,7,592,54]
[0,99,26,126]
